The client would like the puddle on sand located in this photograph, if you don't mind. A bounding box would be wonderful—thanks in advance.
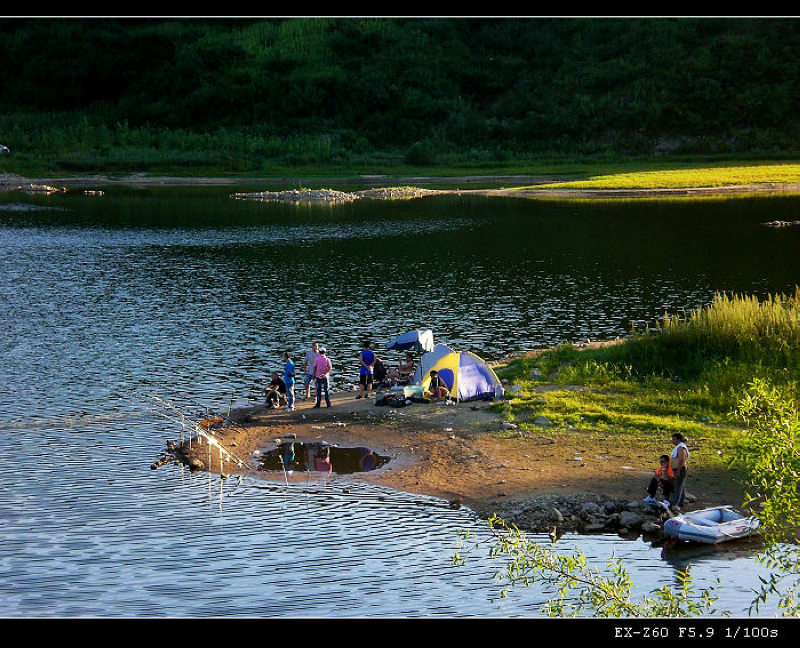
[258,442,390,475]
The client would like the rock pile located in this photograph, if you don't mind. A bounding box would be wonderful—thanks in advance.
[1,174,66,194]
[231,186,444,204]
[356,187,442,200]
[490,492,694,540]
[762,220,800,227]
[232,188,359,204]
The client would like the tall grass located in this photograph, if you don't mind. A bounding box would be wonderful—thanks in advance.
[498,287,800,412]
[493,291,799,475]
[605,289,800,380]
[659,290,800,360]
[531,164,800,190]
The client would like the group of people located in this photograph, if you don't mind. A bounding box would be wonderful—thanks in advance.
[643,432,690,512]
[264,339,459,411]
[264,340,417,411]
[356,342,416,399]
[263,343,332,411]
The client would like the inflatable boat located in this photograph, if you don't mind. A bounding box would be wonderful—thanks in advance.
[662,505,760,544]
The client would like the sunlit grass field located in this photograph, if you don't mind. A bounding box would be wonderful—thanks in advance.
[528,163,800,191]
[493,290,800,481]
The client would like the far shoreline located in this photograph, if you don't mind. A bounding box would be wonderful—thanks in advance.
[4,171,800,201]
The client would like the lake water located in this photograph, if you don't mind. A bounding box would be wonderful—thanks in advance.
[1,185,798,618]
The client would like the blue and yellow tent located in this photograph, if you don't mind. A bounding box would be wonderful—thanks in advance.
[420,351,504,402]
[412,342,454,385]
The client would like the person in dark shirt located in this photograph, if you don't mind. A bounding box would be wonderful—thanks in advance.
[264,371,287,408]
[373,356,388,388]
[426,370,450,402]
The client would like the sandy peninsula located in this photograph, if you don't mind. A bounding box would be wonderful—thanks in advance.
[163,380,747,538]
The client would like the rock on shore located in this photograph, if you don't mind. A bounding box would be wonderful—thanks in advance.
[488,492,693,540]
[0,173,66,194]
[231,186,444,204]
[762,220,800,227]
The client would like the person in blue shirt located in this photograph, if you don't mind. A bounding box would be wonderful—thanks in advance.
[283,351,296,411]
[356,341,376,400]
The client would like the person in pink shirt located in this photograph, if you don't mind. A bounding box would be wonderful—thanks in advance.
[313,347,332,408]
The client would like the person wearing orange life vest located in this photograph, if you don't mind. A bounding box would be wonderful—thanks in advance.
[643,454,674,507]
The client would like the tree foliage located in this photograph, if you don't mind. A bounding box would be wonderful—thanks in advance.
[735,378,800,615]
[455,516,718,617]
[2,17,800,160]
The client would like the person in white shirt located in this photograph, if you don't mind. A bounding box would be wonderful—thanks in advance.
[669,432,690,510]
[302,342,319,401]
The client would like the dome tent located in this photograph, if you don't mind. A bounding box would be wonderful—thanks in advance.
[412,342,455,385]
[420,350,504,402]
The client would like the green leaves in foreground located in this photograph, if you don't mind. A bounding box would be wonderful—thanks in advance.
[734,378,800,616]
[735,378,799,543]
[455,517,718,618]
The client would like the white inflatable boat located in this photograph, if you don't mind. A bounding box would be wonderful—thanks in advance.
[662,505,760,544]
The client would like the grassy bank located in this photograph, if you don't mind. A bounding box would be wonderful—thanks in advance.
[3,133,800,194]
[526,162,800,191]
[524,162,800,189]
[493,290,800,488]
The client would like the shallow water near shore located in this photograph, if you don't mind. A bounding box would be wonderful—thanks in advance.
[1,185,797,617]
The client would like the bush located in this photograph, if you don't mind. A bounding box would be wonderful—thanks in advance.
[404,141,438,166]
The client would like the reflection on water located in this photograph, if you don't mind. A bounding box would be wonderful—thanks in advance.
[660,537,764,571]
[259,442,390,475]
[1,187,795,616]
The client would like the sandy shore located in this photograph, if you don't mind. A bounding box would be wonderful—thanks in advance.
[163,385,747,537]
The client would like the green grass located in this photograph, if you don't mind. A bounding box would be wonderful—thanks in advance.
[2,112,799,183]
[603,289,800,379]
[525,163,800,191]
[493,290,800,482]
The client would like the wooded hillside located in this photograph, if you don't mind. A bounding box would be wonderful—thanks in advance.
[1,18,798,170]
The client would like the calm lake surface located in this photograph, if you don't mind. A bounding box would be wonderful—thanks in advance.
[2,185,798,617]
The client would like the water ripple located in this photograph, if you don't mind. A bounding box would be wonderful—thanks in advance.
[1,192,793,616]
